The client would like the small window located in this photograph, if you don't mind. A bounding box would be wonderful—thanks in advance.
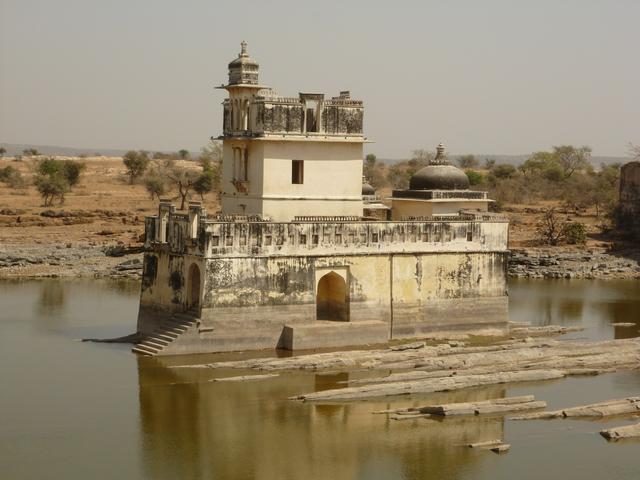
[264,235,272,246]
[312,234,319,245]
[300,234,307,244]
[467,230,473,242]
[371,233,379,243]
[292,160,304,184]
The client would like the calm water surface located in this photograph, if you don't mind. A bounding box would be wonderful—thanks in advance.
[1,278,639,480]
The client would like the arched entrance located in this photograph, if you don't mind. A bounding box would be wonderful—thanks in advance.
[187,263,201,309]
[316,271,349,321]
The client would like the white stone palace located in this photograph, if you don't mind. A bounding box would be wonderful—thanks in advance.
[133,43,509,356]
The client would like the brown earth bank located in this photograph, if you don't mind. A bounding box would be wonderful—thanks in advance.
[0,156,217,279]
[1,156,638,279]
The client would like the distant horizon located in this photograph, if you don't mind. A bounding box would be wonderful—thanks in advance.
[2,0,638,158]
[0,141,633,165]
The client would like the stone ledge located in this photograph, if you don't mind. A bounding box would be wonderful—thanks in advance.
[279,320,389,351]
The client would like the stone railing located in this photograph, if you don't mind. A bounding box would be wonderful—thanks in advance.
[145,206,509,256]
[293,216,362,222]
[392,189,488,200]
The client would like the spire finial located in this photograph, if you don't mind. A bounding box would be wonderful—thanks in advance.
[240,41,248,56]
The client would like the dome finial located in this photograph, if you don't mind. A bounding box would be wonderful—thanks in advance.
[240,41,248,56]
[431,143,448,165]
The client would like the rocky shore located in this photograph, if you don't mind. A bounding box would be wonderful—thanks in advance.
[2,244,639,281]
[509,249,640,279]
[0,244,143,279]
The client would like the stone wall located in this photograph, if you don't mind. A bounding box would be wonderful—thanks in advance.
[618,161,640,238]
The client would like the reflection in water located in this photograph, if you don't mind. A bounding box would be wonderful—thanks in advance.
[36,280,66,316]
[509,279,640,341]
[137,357,506,480]
[3,278,640,480]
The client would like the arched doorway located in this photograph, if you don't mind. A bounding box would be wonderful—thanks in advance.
[187,263,201,309]
[316,272,349,321]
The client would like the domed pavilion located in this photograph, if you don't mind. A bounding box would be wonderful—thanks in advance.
[391,143,491,220]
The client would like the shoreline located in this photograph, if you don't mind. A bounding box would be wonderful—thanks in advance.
[0,244,143,280]
[1,243,639,281]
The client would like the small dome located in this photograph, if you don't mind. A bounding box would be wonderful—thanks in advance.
[362,182,375,195]
[408,143,470,190]
[228,41,259,69]
[409,165,470,190]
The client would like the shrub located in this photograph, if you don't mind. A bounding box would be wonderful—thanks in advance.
[465,170,483,186]
[34,174,69,206]
[0,165,17,182]
[563,222,587,245]
[492,164,516,179]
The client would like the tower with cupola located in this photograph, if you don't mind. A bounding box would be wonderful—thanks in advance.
[217,42,365,221]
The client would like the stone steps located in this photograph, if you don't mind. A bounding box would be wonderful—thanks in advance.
[132,309,198,356]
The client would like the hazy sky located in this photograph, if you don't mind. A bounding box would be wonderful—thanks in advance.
[1,0,638,158]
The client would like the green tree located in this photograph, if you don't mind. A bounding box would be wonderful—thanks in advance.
[34,174,69,206]
[178,149,190,160]
[144,176,166,200]
[62,160,85,188]
[22,148,39,156]
[122,150,150,184]
[491,164,516,179]
[465,170,483,186]
[33,158,85,205]
[0,147,6,157]
[484,158,496,170]
[457,154,479,169]
[193,171,215,200]
[363,153,386,188]
[552,145,591,179]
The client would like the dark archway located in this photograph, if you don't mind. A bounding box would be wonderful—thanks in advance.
[187,263,201,309]
[316,272,349,321]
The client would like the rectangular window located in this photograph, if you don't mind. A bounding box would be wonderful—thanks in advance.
[292,160,304,184]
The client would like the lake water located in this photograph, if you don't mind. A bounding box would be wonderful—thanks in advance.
[1,278,639,480]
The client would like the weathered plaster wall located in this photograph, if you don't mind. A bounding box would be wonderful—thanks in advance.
[390,252,508,337]
[137,210,509,352]
[391,199,489,220]
[220,139,364,221]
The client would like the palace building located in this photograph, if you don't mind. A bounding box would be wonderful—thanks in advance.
[132,43,509,356]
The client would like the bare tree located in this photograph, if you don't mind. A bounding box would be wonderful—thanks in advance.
[536,208,565,245]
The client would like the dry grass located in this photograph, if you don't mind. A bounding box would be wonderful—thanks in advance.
[0,156,219,246]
